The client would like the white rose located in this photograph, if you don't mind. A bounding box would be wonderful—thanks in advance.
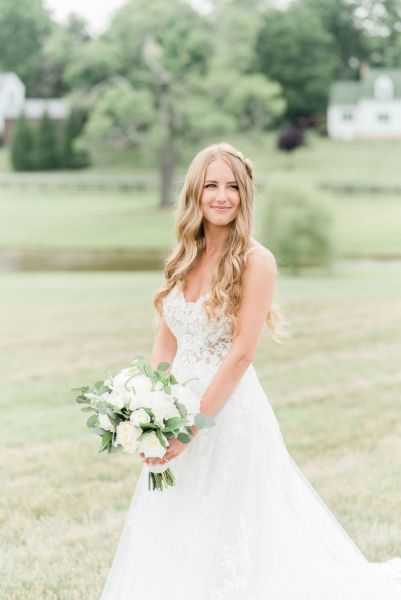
[153,380,164,391]
[111,368,131,390]
[107,390,126,410]
[98,413,115,433]
[153,403,180,425]
[127,374,153,393]
[130,408,151,426]
[129,390,168,412]
[115,421,139,453]
[171,384,200,415]
[137,431,166,458]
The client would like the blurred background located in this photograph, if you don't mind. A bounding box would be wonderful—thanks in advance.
[1,0,401,597]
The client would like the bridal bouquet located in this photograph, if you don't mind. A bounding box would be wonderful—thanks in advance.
[72,355,214,491]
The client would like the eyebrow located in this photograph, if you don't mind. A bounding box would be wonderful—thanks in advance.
[205,180,238,184]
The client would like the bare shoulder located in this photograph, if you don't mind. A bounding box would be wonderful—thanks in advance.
[245,242,277,274]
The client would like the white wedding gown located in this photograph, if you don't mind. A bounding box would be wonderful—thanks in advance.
[101,260,401,599]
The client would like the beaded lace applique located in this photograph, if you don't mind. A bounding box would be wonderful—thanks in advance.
[163,284,232,367]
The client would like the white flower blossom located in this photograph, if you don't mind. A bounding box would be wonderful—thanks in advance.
[137,431,166,459]
[115,421,139,453]
[171,383,200,416]
[98,413,115,433]
[130,408,151,426]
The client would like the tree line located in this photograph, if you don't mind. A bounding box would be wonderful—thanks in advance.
[1,0,400,204]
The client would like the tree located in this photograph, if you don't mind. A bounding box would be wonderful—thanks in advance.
[10,113,35,171]
[83,80,156,153]
[76,0,286,207]
[59,107,90,168]
[0,0,53,95]
[38,14,92,97]
[255,3,341,119]
[34,111,59,170]
[354,0,401,67]
[304,0,370,78]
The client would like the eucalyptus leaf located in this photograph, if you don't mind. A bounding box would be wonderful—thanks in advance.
[194,413,215,429]
[86,414,98,428]
[92,427,106,436]
[155,429,168,448]
[175,401,187,417]
[164,416,187,430]
[140,423,158,431]
[157,362,170,371]
[177,432,191,444]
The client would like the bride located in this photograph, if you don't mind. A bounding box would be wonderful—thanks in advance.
[100,142,401,599]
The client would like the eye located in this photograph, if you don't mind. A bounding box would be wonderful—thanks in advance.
[230,184,239,189]
[204,184,216,188]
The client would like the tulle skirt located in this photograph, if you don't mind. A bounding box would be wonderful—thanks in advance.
[100,361,401,599]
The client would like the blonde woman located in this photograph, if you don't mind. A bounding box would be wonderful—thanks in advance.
[101,142,401,599]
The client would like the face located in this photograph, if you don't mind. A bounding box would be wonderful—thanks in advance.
[201,158,241,227]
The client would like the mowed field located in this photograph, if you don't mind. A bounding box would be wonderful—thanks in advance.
[1,265,401,599]
[1,133,401,258]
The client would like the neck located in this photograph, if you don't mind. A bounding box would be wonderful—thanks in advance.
[202,223,231,257]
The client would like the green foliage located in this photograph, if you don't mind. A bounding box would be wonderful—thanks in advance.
[223,73,286,131]
[83,81,155,151]
[59,108,90,168]
[256,3,341,119]
[63,39,120,90]
[39,14,91,97]
[263,182,335,274]
[10,113,35,171]
[34,111,59,170]
[0,0,53,95]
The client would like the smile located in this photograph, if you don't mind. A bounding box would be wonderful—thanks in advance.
[212,207,231,212]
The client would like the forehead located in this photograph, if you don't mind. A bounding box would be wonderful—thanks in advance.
[204,158,236,181]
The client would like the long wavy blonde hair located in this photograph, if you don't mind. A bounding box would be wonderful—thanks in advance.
[154,142,287,343]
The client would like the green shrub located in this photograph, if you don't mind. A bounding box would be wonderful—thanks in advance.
[34,111,59,170]
[10,113,35,171]
[262,182,335,274]
[59,108,90,169]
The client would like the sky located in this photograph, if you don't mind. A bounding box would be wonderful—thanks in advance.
[44,0,128,35]
[44,0,291,36]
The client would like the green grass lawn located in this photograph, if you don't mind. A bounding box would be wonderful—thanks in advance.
[1,133,401,258]
[1,186,401,258]
[3,130,401,183]
[1,265,401,598]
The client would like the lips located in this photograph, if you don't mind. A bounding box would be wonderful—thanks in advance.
[212,206,230,211]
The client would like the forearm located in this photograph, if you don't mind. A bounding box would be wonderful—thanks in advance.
[199,351,252,418]
[149,348,176,371]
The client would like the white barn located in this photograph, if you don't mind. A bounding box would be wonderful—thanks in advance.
[327,67,401,140]
[0,72,69,144]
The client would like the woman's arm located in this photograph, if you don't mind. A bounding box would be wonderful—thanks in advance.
[197,249,277,421]
[149,315,177,371]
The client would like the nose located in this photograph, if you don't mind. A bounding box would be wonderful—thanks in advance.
[216,185,228,202]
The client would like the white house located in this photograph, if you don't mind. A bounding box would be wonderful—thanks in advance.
[327,67,401,140]
[0,72,69,144]
[0,72,25,134]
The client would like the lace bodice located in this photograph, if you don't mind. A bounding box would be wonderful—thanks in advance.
[163,284,232,367]
[162,247,270,368]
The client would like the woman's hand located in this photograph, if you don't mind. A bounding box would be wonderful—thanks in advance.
[140,433,196,466]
